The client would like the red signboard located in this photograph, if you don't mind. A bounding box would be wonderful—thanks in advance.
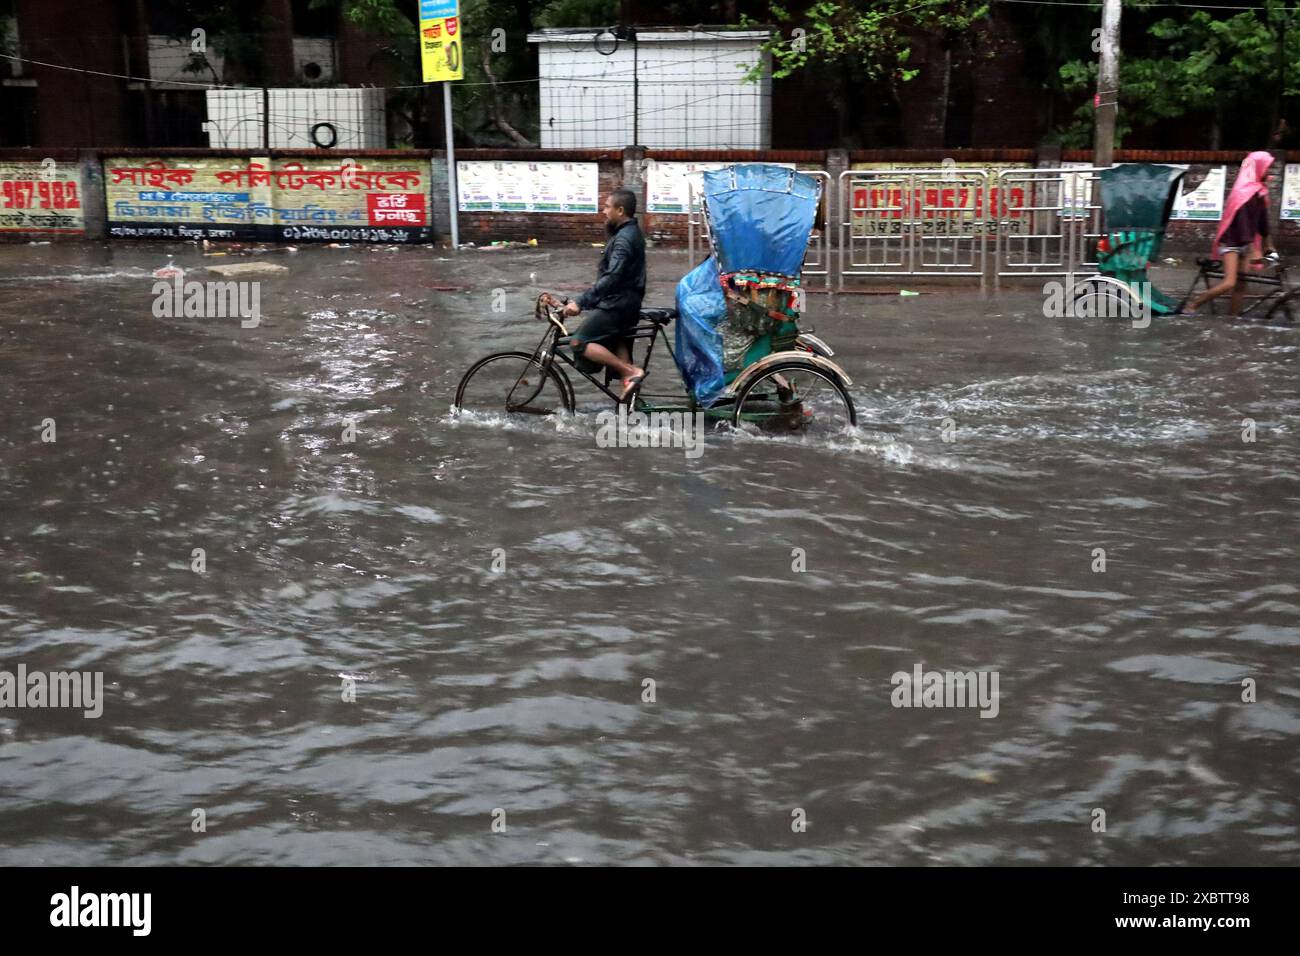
[367,192,427,226]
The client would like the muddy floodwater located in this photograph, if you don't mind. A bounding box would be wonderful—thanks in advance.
[1,241,1297,865]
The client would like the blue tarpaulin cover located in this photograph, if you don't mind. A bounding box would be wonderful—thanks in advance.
[674,256,727,406]
[701,164,820,278]
[673,164,821,405]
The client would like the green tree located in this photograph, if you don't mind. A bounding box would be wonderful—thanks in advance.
[740,1,989,144]
[1056,1,1299,149]
[752,1,989,85]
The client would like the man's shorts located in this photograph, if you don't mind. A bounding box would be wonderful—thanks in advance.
[570,307,637,373]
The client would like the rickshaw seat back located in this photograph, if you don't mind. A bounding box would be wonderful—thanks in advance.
[1098,229,1163,274]
[1096,163,1186,275]
[1098,163,1188,232]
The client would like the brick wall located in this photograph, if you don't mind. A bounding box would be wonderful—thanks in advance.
[964,9,1044,149]
[19,1,130,148]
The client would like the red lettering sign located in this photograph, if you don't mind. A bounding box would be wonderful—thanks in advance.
[367,193,426,226]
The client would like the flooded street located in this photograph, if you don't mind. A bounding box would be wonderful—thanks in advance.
[1,241,1298,865]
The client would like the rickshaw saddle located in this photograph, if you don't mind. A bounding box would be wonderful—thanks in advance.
[640,308,677,326]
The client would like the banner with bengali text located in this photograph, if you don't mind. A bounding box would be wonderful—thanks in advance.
[104,156,432,242]
[0,160,86,235]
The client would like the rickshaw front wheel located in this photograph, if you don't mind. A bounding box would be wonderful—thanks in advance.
[731,362,856,435]
[454,351,575,417]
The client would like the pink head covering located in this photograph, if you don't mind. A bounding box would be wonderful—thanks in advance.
[1212,150,1274,258]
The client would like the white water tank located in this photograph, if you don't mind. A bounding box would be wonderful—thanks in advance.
[527,28,772,150]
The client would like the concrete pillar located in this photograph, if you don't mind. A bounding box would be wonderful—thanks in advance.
[622,145,647,214]
[825,148,848,261]
[1268,149,1285,240]
[79,151,106,240]
[429,154,449,239]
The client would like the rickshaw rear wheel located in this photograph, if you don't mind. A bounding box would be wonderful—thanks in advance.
[731,361,856,434]
[454,351,575,416]
[1071,276,1144,320]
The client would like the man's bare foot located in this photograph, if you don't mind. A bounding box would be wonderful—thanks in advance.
[620,368,646,401]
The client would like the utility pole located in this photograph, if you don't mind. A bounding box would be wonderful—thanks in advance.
[445,83,459,248]
[1276,12,1287,141]
[1094,0,1121,169]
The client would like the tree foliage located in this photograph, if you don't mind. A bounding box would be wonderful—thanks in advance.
[1055,1,1299,148]
[746,1,990,84]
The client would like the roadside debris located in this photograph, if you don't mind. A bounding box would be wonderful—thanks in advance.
[152,258,182,279]
[478,239,539,250]
[205,261,289,277]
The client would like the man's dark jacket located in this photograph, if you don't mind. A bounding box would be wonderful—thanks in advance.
[577,217,646,315]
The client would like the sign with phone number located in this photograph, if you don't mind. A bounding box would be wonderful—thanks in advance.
[854,218,1027,237]
[0,161,85,233]
[848,181,1028,238]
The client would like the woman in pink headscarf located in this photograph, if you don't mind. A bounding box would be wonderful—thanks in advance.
[1183,151,1277,316]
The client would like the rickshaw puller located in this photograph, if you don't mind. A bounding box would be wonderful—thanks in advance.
[547,188,647,401]
[1183,151,1278,317]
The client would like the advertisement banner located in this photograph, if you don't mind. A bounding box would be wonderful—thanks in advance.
[105,157,431,242]
[1058,162,1096,219]
[1169,166,1225,221]
[0,160,85,235]
[647,161,797,214]
[847,162,1029,237]
[1281,164,1300,220]
[419,0,462,83]
[456,161,599,213]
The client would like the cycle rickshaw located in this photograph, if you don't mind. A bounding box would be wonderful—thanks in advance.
[454,163,857,431]
[1071,162,1298,324]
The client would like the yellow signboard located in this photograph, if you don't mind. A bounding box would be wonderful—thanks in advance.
[420,0,462,82]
